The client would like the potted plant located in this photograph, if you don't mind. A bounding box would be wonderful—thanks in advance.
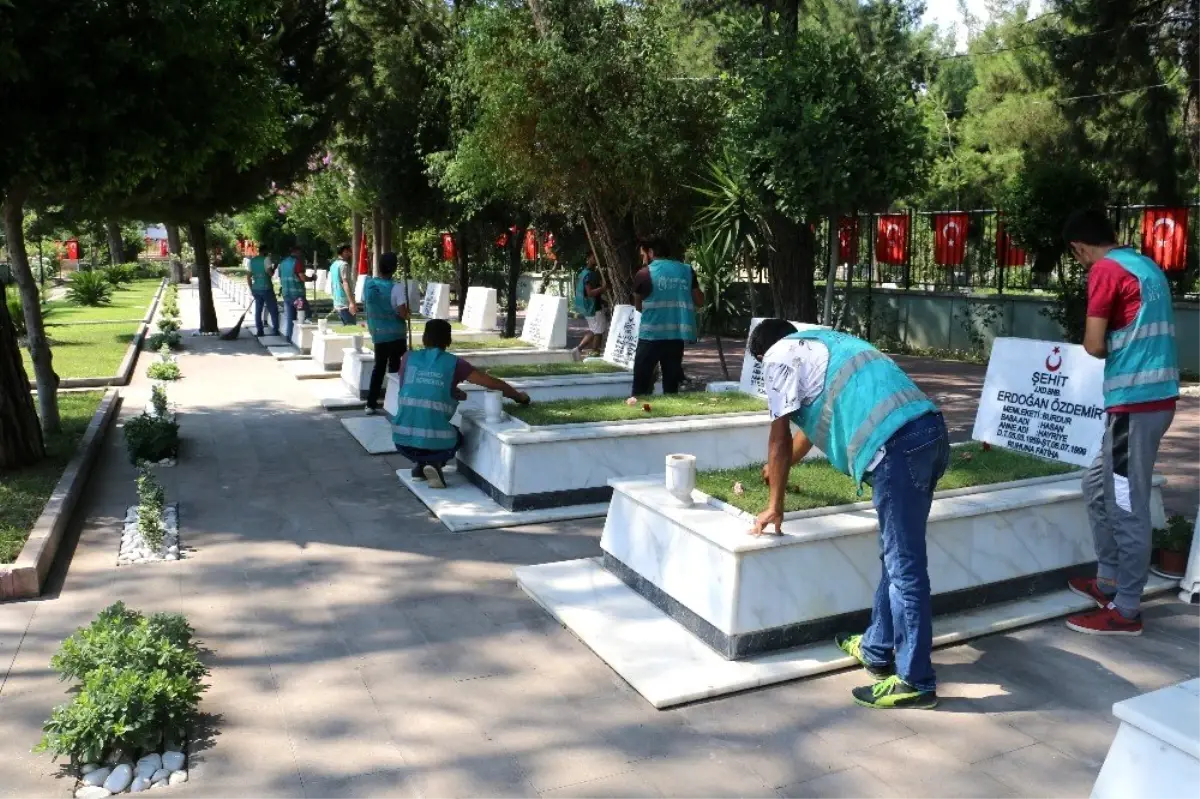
[1152,515,1193,578]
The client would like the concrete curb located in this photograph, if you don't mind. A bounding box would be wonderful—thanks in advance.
[59,277,169,389]
[0,387,123,599]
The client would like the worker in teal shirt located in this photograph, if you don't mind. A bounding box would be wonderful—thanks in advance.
[328,244,357,326]
[631,235,703,396]
[245,253,279,337]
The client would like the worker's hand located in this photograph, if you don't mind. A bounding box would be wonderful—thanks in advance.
[348,302,358,315]
[514,391,531,405]
[749,508,784,537]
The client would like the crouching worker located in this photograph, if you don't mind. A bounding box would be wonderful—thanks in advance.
[748,320,948,710]
[392,319,532,488]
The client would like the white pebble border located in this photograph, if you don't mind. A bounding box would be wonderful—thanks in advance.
[1181,384,1199,398]
[76,749,188,796]
[118,504,182,565]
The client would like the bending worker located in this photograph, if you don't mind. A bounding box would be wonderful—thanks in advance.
[748,320,948,711]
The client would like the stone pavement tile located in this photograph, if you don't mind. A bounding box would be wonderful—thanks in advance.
[849,730,1018,798]
[777,765,898,798]
[296,767,417,799]
[1139,600,1200,645]
[631,748,780,797]
[539,768,662,798]
[889,701,1038,764]
[975,742,1097,799]
[998,706,1119,770]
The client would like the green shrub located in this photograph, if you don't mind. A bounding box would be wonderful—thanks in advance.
[123,412,180,463]
[103,264,137,286]
[151,385,169,418]
[1153,515,1194,553]
[136,467,167,551]
[156,316,180,334]
[147,360,181,381]
[7,295,26,337]
[66,270,114,307]
[147,330,182,350]
[136,262,171,279]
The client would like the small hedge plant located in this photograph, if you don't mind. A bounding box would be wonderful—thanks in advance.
[103,264,138,286]
[66,270,114,307]
[147,344,181,381]
[36,602,207,765]
[136,466,167,550]
[123,412,180,464]
[1153,514,1194,553]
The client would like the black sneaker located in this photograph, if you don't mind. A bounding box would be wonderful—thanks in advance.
[410,465,425,481]
[834,633,894,681]
[852,675,938,710]
[422,465,446,489]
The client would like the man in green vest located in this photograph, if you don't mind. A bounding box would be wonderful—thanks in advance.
[392,319,530,488]
[328,244,357,326]
[364,252,408,415]
[245,252,279,337]
[573,252,607,358]
[278,245,310,341]
[748,320,948,710]
[631,236,703,396]
[1062,208,1179,636]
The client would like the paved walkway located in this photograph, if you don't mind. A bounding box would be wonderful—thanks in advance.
[0,284,1196,798]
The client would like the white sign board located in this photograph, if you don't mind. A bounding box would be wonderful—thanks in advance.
[462,286,498,332]
[972,337,1105,467]
[315,269,331,295]
[353,273,366,303]
[420,282,451,320]
[520,293,568,350]
[738,318,829,397]
[603,304,640,370]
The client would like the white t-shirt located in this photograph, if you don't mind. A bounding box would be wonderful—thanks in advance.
[761,338,886,472]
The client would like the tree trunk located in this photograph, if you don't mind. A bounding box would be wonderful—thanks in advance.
[380,211,393,253]
[166,224,184,284]
[0,283,45,468]
[189,220,218,333]
[767,211,818,322]
[585,197,637,306]
[454,231,469,321]
[371,208,383,273]
[105,221,124,266]
[822,214,839,327]
[744,248,757,320]
[2,185,60,434]
[504,234,521,338]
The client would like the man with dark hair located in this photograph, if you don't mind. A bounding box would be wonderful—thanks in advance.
[748,319,947,710]
[1061,208,1179,636]
[391,319,531,488]
[631,236,703,395]
[329,244,357,326]
[363,252,409,415]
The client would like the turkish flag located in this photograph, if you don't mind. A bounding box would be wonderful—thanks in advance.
[495,232,509,248]
[357,233,369,274]
[542,232,557,261]
[159,241,168,257]
[1141,207,1189,271]
[440,232,456,262]
[66,240,80,260]
[934,212,968,266]
[875,214,908,265]
[837,217,858,264]
[523,228,538,261]
[995,222,1027,267]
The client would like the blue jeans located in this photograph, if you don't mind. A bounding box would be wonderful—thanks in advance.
[283,296,308,341]
[253,290,279,336]
[859,412,949,693]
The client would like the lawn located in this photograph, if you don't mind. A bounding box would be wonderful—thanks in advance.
[487,361,626,379]
[697,442,1078,514]
[448,337,539,352]
[507,391,765,426]
[22,323,138,379]
[41,278,162,324]
[1,391,105,563]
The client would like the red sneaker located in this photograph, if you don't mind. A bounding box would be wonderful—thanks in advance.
[1066,603,1143,636]
[1068,577,1115,608]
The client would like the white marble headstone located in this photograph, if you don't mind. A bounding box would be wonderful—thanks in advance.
[972,337,1105,468]
[462,286,498,332]
[519,294,567,350]
[738,318,828,397]
[420,282,451,320]
[603,304,640,369]
[315,269,330,294]
[353,273,366,303]
[405,279,423,310]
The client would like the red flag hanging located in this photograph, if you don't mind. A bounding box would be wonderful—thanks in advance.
[994,221,1026,267]
[495,232,509,248]
[357,233,369,274]
[875,214,908,265]
[523,228,538,261]
[542,232,557,261]
[934,212,969,266]
[65,239,80,260]
[440,232,456,262]
[1141,207,1189,271]
[159,241,168,257]
[837,217,858,264]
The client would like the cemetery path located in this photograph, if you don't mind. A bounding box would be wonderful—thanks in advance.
[0,284,1195,798]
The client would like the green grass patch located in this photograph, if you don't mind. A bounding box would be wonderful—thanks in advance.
[1,391,105,563]
[447,337,537,351]
[487,361,626,379]
[507,391,765,426]
[42,279,161,324]
[23,322,138,379]
[697,442,1078,515]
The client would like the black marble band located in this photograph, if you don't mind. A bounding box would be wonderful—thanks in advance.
[602,552,1097,661]
[455,459,612,511]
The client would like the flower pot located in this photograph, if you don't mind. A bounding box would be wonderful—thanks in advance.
[664,453,697,507]
[1156,548,1189,578]
[483,390,504,422]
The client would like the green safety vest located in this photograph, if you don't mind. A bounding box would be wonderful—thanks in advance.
[639,259,697,342]
[329,258,349,308]
[575,268,597,317]
[278,256,303,300]
[392,348,460,451]
[249,256,272,292]
[1101,248,1180,408]
[364,277,405,344]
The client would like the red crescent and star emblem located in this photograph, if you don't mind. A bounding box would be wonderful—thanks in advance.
[1045,346,1062,372]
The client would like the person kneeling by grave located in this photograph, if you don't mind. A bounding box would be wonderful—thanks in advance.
[392,319,532,489]
[748,320,948,710]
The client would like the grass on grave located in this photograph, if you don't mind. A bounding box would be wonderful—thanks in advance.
[447,336,539,351]
[1,391,105,563]
[22,323,138,379]
[487,361,626,379]
[41,278,162,324]
[697,442,1079,515]
[506,391,765,426]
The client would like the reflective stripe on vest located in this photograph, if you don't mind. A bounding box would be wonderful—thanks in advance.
[364,277,404,343]
[392,348,459,451]
[1100,248,1179,407]
[390,425,459,441]
[396,397,457,414]
[249,256,272,291]
[813,348,888,446]
[278,257,302,299]
[639,260,697,341]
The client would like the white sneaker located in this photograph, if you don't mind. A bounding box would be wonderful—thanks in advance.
[364,407,377,416]
[422,465,446,488]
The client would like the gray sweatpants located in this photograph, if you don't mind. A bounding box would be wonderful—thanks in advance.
[1082,409,1174,613]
